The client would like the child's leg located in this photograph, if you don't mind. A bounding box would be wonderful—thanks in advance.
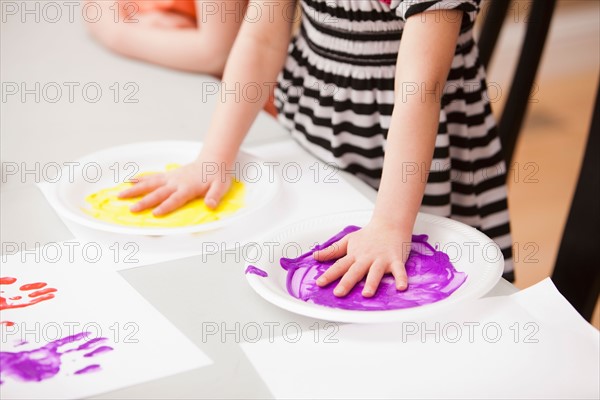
[86,0,248,75]
[134,10,196,29]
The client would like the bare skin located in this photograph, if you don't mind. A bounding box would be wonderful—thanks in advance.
[85,0,248,75]
[120,1,462,297]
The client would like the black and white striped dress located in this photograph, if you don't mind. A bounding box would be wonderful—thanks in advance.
[275,0,514,280]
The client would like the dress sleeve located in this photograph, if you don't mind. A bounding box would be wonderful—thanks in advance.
[390,0,481,31]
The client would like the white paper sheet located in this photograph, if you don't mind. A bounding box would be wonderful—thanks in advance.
[239,278,600,399]
[0,244,212,399]
[36,140,374,270]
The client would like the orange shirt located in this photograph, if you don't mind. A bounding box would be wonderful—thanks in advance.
[124,0,197,18]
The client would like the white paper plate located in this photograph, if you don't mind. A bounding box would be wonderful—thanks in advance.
[245,210,504,323]
[47,141,280,236]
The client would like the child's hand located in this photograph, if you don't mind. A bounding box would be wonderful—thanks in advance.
[118,159,232,216]
[313,220,410,297]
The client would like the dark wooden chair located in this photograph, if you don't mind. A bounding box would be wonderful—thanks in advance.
[478,0,557,166]
[552,83,600,322]
[478,0,600,321]
[477,0,556,283]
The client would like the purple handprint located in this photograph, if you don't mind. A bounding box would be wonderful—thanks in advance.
[0,331,113,384]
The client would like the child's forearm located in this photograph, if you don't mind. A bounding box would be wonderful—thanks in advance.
[374,92,440,232]
[373,10,463,232]
[200,2,293,162]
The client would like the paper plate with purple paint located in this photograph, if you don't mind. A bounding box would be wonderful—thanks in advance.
[245,211,504,323]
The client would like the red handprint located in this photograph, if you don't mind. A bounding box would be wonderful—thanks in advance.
[0,277,58,326]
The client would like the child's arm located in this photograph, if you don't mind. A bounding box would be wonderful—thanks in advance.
[119,0,294,214]
[86,0,247,75]
[314,10,463,297]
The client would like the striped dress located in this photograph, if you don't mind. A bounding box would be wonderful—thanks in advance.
[275,0,514,280]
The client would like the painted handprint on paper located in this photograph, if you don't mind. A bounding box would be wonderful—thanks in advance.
[0,276,58,326]
[0,277,57,310]
[0,331,114,384]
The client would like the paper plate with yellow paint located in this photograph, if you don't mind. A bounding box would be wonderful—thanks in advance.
[49,141,280,235]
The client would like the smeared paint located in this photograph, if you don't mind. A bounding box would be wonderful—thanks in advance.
[1,321,15,327]
[19,282,46,291]
[0,332,113,384]
[83,163,245,228]
[27,288,57,298]
[74,364,101,375]
[0,277,57,311]
[83,346,113,358]
[281,226,467,311]
[245,265,268,277]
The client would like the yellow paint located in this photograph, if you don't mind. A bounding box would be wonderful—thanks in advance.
[83,164,245,228]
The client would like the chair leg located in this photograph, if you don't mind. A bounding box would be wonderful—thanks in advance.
[551,81,600,322]
[477,0,511,70]
[499,0,557,167]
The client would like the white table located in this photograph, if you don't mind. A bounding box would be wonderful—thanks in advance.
[0,13,516,399]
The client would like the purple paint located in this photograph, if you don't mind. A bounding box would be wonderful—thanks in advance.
[245,265,268,277]
[281,226,467,311]
[0,331,114,384]
[74,364,101,375]
[84,346,114,358]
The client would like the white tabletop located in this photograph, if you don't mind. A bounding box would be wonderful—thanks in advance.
[0,13,517,399]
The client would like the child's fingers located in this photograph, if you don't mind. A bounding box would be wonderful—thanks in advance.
[316,255,353,287]
[362,262,386,297]
[390,260,408,291]
[126,175,149,184]
[130,186,175,213]
[333,260,369,297]
[152,188,195,216]
[119,176,163,198]
[204,179,231,209]
[313,236,349,261]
